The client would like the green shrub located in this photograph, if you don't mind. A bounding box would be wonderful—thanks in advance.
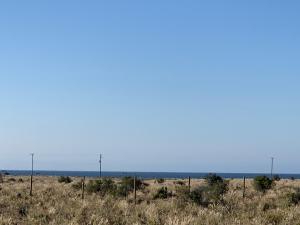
[116,184,128,197]
[86,178,117,196]
[187,173,228,206]
[58,176,72,183]
[253,176,273,193]
[121,177,143,190]
[116,176,145,197]
[286,188,300,205]
[156,178,165,184]
[174,174,228,207]
[190,184,228,206]
[206,182,228,202]
[273,175,281,181]
[205,174,228,196]
[153,187,171,199]
[189,186,210,206]
[204,173,224,186]
[174,180,185,186]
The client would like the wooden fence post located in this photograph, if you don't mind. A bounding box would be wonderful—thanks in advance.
[82,176,85,200]
[29,153,34,196]
[188,176,191,193]
[133,176,137,205]
[242,176,246,199]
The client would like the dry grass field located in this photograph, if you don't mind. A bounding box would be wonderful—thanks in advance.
[0,175,300,225]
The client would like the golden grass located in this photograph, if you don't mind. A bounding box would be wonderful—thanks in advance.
[0,176,300,225]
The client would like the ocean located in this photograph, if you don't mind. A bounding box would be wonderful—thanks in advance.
[2,170,300,179]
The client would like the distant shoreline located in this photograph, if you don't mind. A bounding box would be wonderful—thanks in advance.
[2,170,299,179]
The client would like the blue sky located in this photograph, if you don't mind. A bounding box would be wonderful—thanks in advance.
[0,1,300,173]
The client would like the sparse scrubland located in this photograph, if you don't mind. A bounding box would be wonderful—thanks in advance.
[1,174,300,225]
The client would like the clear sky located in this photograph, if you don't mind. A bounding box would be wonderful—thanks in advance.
[0,1,300,173]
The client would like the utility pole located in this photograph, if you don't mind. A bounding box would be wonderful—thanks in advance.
[30,153,34,196]
[270,157,274,179]
[99,154,102,178]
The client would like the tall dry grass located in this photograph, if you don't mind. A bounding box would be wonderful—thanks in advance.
[0,176,300,225]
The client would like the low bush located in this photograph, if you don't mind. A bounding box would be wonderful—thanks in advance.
[205,173,224,186]
[153,187,171,199]
[205,173,228,199]
[173,174,228,207]
[189,186,210,206]
[156,178,165,184]
[116,176,145,197]
[86,178,117,196]
[188,173,228,206]
[253,176,273,193]
[116,184,129,197]
[273,175,281,181]
[286,188,300,205]
[206,182,228,202]
[190,185,228,206]
[120,177,143,190]
[174,180,185,186]
[58,176,72,183]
